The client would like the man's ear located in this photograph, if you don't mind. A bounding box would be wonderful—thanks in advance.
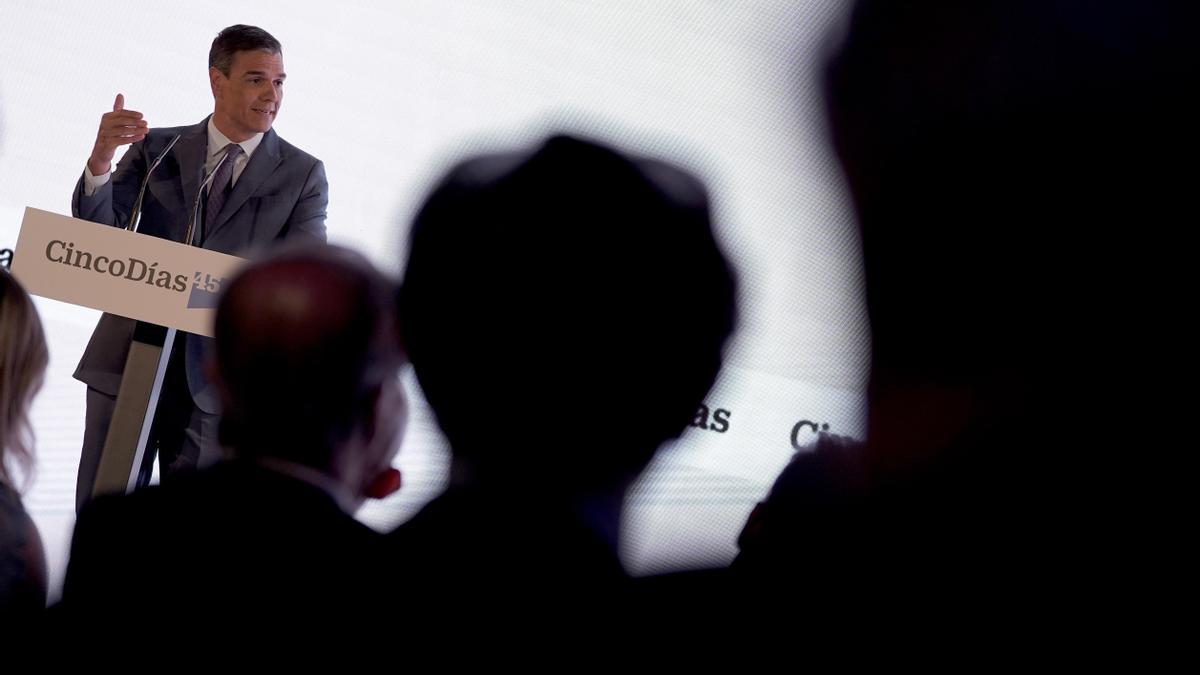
[209,67,224,99]
[362,377,408,446]
[358,382,386,441]
[358,381,404,501]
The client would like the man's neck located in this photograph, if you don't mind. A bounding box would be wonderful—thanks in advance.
[255,456,358,515]
[211,113,255,143]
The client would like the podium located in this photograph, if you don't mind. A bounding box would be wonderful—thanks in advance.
[11,207,245,501]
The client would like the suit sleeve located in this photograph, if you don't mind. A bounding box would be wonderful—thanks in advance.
[284,159,328,242]
[71,141,149,229]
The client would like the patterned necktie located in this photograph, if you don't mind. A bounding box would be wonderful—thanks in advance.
[202,143,243,242]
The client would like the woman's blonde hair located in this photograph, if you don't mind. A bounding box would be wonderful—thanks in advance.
[0,271,48,491]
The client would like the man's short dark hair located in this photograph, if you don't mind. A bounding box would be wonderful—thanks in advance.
[209,24,282,76]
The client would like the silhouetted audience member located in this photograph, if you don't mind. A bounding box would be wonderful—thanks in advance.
[734,0,1187,608]
[0,271,49,614]
[731,432,864,583]
[391,135,736,629]
[58,245,406,622]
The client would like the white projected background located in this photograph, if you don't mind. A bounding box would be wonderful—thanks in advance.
[0,0,867,597]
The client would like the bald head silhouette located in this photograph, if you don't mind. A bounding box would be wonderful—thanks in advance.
[213,244,405,505]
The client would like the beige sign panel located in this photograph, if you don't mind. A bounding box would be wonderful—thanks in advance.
[11,207,245,338]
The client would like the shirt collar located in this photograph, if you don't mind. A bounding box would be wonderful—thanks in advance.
[206,116,264,160]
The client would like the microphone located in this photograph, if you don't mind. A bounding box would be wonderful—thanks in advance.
[182,148,234,247]
[126,133,181,233]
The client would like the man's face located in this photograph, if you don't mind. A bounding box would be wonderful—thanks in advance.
[210,49,285,142]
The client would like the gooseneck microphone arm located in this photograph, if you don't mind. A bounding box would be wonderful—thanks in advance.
[183,149,232,247]
[126,133,181,233]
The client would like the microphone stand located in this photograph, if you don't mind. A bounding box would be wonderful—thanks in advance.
[126,133,181,233]
[183,149,233,247]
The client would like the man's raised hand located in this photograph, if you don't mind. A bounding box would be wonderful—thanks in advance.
[87,93,149,176]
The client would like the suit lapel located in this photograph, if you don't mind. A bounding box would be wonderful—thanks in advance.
[171,119,209,244]
[207,128,283,240]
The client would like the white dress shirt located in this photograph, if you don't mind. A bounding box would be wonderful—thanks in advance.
[82,117,264,196]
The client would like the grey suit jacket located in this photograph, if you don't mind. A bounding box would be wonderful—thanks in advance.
[71,117,328,413]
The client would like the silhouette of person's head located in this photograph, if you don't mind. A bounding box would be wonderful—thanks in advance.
[213,244,406,510]
[826,1,1185,480]
[399,135,736,497]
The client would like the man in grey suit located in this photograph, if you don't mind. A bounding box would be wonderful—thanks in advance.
[71,25,327,511]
